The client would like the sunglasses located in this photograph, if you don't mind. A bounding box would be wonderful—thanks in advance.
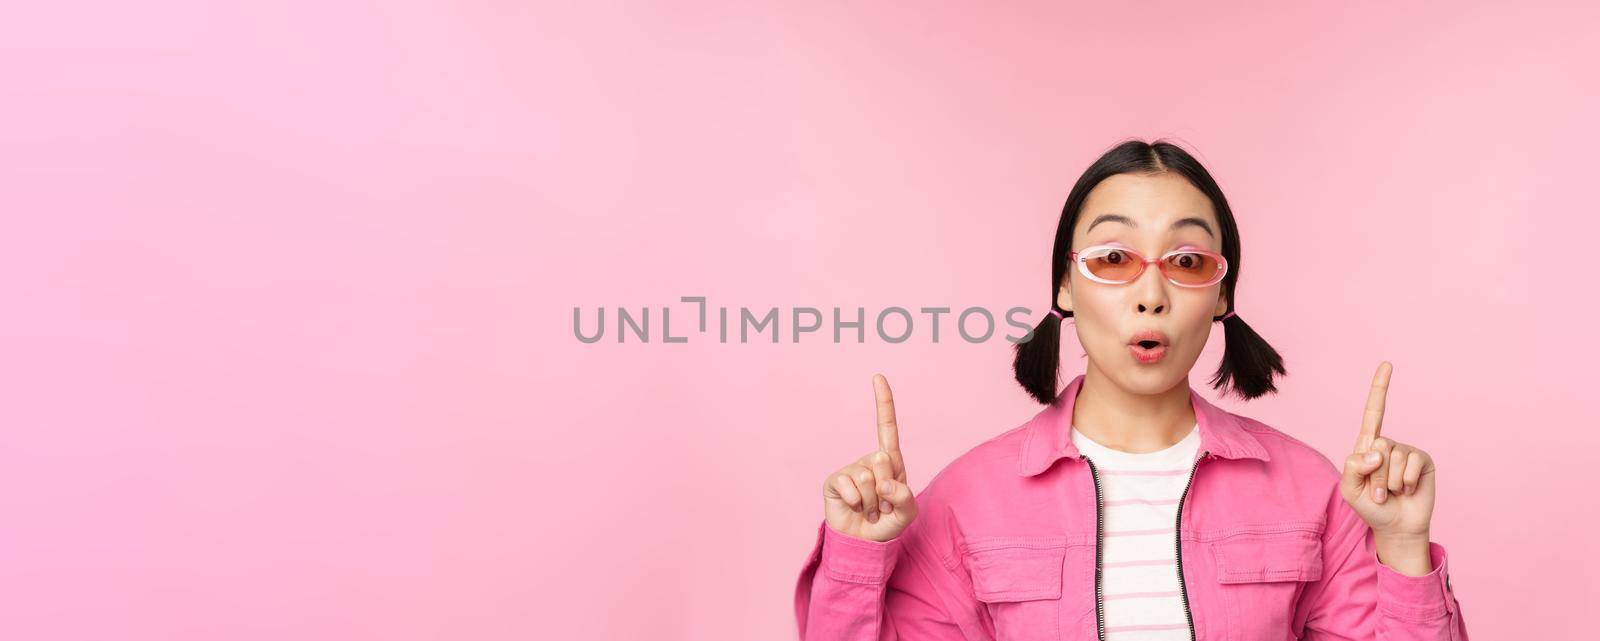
[1068,244,1229,287]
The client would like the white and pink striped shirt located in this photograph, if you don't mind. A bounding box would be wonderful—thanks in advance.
[1070,423,1200,641]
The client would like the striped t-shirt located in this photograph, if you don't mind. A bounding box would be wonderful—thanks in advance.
[1070,423,1200,641]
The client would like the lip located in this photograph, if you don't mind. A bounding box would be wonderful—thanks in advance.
[1127,329,1170,347]
[1127,329,1170,364]
[1128,342,1167,364]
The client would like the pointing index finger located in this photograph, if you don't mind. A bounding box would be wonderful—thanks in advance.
[1357,362,1392,453]
[874,374,900,453]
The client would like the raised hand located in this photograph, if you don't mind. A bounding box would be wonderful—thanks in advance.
[1339,362,1438,572]
[822,374,919,542]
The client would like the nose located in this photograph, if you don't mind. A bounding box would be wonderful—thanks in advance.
[1132,261,1170,315]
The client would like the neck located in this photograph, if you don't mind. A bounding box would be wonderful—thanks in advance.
[1071,362,1197,453]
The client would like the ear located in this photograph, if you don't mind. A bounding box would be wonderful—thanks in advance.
[1056,273,1073,314]
[1213,286,1230,317]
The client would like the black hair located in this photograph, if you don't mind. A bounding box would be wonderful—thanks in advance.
[1012,138,1286,404]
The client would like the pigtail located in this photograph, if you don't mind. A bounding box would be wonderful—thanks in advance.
[1012,309,1066,404]
[1209,313,1286,400]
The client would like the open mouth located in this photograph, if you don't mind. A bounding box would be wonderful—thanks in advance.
[1128,336,1168,363]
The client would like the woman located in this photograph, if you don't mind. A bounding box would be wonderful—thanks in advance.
[793,140,1469,640]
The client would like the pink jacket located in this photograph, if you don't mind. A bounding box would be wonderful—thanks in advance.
[794,374,1468,641]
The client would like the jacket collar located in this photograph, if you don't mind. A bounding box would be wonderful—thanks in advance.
[1016,373,1269,476]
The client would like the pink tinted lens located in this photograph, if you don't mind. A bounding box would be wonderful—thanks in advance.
[1161,251,1223,285]
[1080,247,1146,282]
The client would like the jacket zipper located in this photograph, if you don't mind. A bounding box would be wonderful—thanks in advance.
[1173,450,1208,641]
[1083,455,1106,641]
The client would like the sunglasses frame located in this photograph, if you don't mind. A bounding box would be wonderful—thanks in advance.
[1068,244,1229,288]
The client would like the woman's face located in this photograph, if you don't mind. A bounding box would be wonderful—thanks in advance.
[1057,172,1231,395]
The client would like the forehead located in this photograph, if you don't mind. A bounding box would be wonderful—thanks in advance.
[1075,172,1218,239]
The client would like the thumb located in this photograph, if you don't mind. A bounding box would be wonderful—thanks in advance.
[1341,450,1383,498]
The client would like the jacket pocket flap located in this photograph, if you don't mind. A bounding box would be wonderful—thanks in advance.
[1211,533,1322,583]
[964,544,1066,602]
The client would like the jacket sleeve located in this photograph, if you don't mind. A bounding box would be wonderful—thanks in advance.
[794,504,987,640]
[1296,489,1469,641]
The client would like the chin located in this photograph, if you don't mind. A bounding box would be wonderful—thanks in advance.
[1111,361,1191,395]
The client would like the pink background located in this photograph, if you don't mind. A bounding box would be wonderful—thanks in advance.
[2,2,1594,639]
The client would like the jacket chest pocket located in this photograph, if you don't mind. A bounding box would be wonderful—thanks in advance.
[1209,530,1322,641]
[965,540,1093,641]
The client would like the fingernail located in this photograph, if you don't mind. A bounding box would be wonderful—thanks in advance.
[867,511,878,523]
[879,480,893,495]
[1374,486,1387,502]
[880,500,892,513]
[1364,451,1381,465]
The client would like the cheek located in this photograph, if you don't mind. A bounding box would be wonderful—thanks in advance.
[1068,284,1120,314]
[1177,330,1212,357]
[1173,288,1223,321]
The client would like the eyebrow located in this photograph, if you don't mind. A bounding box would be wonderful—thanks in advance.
[1084,213,1215,238]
